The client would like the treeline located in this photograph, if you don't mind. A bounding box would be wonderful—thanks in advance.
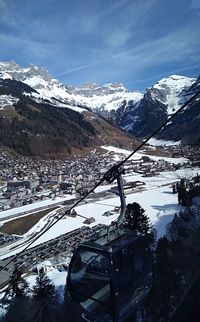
[0,93,97,156]
[140,176,200,322]
[122,178,200,321]
[0,267,81,322]
[124,203,187,322]
[172,174,200,206]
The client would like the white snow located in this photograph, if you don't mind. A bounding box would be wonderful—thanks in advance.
[74,91,143,112]
[0,61,144,114]
[2,164,198,260]
[0,95,19,109]
[101,145,187,164]
[0,194,75,220]
[25,268,67,301]
[1,63,197,120]
[0,72,12,80]
[152,75,196,115]
[148,138,181,147]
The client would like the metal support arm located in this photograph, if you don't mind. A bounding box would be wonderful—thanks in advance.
[103,165,127,226]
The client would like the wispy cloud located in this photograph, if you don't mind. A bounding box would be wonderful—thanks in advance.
[57,23,200,78]
[0,0,17,26]
[0,0,199,89]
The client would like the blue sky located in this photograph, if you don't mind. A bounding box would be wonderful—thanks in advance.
[0,0,200,91]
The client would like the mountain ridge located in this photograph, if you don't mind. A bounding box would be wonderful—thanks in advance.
[0,75,139,156]
[0,61,199,153]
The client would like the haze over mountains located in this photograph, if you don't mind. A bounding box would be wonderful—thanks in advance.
[0,61,199,156]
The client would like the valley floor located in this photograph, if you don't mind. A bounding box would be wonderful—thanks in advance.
[0,145,199,315]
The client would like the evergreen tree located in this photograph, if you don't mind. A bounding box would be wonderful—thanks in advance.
[2,266,29,307]
[178,178,187,205]
[32,267,57,304]
[3,298,33,322]
[145,237,185,322]
[125,202,152,236]
[30,268,59,322]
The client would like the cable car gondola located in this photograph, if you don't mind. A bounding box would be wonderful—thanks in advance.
[67,165,152,322]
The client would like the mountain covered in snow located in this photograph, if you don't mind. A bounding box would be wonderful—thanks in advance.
[157,75,200,144]
[0,61,143,113]
[111,74,200,144]
[0,62,138,156]
[0,60,200,154]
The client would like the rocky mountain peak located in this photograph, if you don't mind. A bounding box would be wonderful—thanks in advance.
[148,74,196,114]
[71,82,129,97]
[0,60,53,83]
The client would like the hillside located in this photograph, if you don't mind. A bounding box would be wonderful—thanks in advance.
[0,78,138,157]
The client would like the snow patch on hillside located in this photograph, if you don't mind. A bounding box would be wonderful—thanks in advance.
[0,95,19,109]
[75,91,143,112]
[0,72,12,80]
[148,138,181,147]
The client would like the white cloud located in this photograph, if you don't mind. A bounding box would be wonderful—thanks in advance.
[59,22,199,76]
[191,0,200,9]
[0,32,57,63]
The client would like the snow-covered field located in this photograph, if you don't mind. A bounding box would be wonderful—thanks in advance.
[1,145,198,259]
[0,194,75,221]
[148,138,181,147]
[101,145,187,164]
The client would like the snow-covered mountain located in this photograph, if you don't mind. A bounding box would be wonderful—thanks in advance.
[157,75,200,144]
[0,61,83,112]
[114,74,199,140]
[0,60,199,148]
[0,61,138,156]
[68,82,143,113]
[150,75,196,114]
[0,61,143,114]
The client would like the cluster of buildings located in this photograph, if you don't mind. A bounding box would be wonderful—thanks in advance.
[0,232,21,247]
[125,155,183,177]
[170,145,200,165]
[0,225,105,284]
[0,150,113,211]
[0,146,191,212]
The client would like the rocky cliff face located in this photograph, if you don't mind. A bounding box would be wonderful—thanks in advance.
[157,76,200,144]
[114,75,199,143]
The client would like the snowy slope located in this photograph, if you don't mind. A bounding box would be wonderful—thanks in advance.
[0,95,19,109]
[0,61,198,143]
[117,74,199,139]
[151,75,196,114]
[0,61,143,113]
[74,90,143,112]
[0,61,83,112]
[68,82,143,112]
[1,155,195,259]
[0,61,196,117]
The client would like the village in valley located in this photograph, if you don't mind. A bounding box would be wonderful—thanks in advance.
[0,144,200,289]
[1,145,199,211]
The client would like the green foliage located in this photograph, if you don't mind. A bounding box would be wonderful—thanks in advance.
[125,202,153,236]
[0,94,96,156]
[1,267,29,310]
[32,267,57,304]
[145,237,185,322]
[177,177,200,206]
